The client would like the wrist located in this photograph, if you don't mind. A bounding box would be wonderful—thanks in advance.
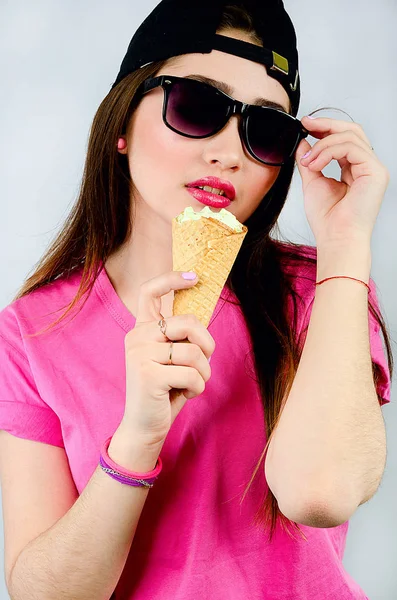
[108,423,163,474]
[316,242,372,285]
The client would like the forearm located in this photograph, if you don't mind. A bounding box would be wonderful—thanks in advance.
[9,424,162,600]
[265,242,387,522]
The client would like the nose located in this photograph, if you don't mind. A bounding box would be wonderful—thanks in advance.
[201,114,246,170]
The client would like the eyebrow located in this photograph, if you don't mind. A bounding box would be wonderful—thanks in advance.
[185,74,290,114]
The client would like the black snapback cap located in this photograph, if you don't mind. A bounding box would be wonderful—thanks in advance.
[111,0,301,116]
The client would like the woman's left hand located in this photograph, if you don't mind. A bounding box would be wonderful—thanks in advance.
[295,116,390,248]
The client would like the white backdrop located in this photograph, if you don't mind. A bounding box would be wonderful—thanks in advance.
[1,1,396,598]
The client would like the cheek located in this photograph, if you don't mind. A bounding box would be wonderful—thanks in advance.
[129,111,165,167]
[238,167,280,222]
[129,105,190,177]
[249,166,280,202]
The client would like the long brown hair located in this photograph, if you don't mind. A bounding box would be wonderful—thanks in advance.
[13,4,393,543]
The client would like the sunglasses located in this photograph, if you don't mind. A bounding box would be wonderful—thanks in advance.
[140,75,309,167]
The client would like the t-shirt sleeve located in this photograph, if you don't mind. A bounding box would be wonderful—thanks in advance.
[297,273,391,407]
[367,278,392,406]
[0,311,64,447]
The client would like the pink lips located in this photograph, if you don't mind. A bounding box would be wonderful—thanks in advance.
[186,177,236,201]
[186,187,232,209]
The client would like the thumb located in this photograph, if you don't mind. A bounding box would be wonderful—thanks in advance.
[294,138,320,188]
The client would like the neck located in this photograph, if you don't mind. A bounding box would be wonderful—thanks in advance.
[104,211,174,317]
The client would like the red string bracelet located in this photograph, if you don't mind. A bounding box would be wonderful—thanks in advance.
[316,276,370,293]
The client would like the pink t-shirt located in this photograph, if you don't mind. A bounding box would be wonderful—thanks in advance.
[0,248,391,600]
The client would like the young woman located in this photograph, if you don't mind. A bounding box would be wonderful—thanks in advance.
[0,2,392,599]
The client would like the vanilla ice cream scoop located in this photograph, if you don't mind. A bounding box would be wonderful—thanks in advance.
[175,206,244,233]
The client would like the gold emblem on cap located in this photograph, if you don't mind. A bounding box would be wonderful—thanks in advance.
[271,51,289,75]
[270,51,298,92]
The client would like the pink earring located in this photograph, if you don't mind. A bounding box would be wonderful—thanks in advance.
[117,138,127,150]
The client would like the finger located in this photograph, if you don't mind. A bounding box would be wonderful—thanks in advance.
[303,141,374,175]
[152,362,206,401]
[301,116,373,149]
[300,131,371,167]
[135,271,198,325]
[295,139,320,187]
[153,314,215,360]
[295,138,313,163]
[147,339,212,382]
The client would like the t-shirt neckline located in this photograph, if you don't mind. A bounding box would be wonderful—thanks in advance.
[93,260,232,333]
[94,262,136,332]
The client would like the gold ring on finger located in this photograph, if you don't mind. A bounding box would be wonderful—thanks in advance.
[158,314,168,338]
[168,341,174,365]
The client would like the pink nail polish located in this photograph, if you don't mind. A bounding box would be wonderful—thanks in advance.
[182,272,197,280]
[302,151,312,159]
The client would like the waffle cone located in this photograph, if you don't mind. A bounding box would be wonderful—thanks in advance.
[172,215,248,328]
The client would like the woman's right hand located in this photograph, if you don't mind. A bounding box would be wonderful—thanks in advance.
[121,271,216,450]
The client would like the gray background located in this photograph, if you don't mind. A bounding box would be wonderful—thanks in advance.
[1,1,396,598]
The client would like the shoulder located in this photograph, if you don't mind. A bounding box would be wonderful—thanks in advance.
[0,266,86,343]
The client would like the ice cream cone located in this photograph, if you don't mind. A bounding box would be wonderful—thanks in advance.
[172,212,248,328]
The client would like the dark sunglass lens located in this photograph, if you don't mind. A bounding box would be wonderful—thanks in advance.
[247,108,300,165]
[167,80,228,137]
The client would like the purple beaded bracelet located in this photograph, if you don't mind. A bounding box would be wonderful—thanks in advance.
[99,436,163,488]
